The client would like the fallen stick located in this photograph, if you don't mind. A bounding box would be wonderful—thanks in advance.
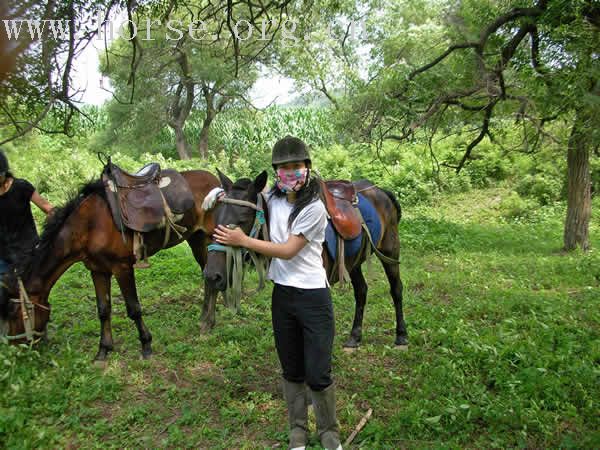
[159,416,179,435]
[344,408,373,447]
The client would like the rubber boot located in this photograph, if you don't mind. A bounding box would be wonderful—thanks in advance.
[310,384,342,450]
[282,379,308,450]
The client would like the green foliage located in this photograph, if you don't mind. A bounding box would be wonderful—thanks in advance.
[498,191,540,220]
[208,105,337,175]
[516,174,564,206]
[3,134,100,205]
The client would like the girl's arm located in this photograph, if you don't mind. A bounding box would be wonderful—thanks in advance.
[31,191,53,215]
[213,224,307,260]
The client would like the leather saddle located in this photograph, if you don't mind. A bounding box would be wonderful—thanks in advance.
[102,161,195,234]
[320,180,362,240]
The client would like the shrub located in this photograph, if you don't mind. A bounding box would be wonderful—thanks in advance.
[498,191,540,220]
[515,174,563,205]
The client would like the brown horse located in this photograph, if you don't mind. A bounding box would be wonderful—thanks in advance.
[0,170,223,361]
[203,170,408,348]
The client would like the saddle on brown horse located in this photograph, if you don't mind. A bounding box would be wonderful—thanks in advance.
[320,180,366,284]
[101,159,195,267]
[320,180,362,240]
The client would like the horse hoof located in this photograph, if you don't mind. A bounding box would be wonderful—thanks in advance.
[93,359,108,369]
[343,346,357,354]
[395,344,408,351]
[93,348,110,364]
[395,336,408,346]
[343,338,361,349]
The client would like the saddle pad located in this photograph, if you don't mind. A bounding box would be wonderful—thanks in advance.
[159,169,195,214]
[324,193,382,261]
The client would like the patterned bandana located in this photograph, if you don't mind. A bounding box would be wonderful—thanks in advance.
[276,168,308,193]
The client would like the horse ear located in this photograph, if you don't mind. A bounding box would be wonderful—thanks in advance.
[216,168,233,192]
[254,170,268,193]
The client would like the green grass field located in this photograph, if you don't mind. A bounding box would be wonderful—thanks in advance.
[1,188,599,449]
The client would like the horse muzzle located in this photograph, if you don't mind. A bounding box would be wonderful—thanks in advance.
[204,269,227,291]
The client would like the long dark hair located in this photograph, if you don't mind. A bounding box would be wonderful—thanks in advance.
[270,167,323,229]
[0,149,13,179]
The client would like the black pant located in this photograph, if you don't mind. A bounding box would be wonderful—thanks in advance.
[271,283,335,391]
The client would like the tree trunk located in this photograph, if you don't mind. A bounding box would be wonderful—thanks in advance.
[563,110,592,251]
[198,117,212,159]
[173,125,191,160]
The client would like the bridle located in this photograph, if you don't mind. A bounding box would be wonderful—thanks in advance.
[3,278,49,342]
[207,192,270,311]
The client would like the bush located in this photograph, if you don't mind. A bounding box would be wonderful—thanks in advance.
[497,191,540,220]
[515,173,563,205]
[465,152,511,188]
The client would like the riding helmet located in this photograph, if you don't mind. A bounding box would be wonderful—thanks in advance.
[271,136,311,169]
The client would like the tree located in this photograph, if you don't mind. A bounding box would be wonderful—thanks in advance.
[100,12,261,159]
[0,0,301,147]
[348,0,599,250]
[273,0,369,109]
[0,0,117,144]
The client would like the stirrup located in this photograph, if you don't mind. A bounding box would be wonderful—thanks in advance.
[133,232,151,269]
[133,259,150,269]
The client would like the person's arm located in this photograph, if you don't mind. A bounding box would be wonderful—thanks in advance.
[31,191,53,215]
[213,224,307,260]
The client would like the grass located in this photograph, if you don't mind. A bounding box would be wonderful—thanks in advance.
[1,188,599,449]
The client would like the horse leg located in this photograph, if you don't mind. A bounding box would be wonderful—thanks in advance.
[199,284,219,334]
[91,271,114,361]
[381,260,408,346]
[115,268,153,359]
[187,231,218,334]
[344,265,368,348]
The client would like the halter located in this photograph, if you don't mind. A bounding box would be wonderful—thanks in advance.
[207,193,270,312]
[3,278,49,342]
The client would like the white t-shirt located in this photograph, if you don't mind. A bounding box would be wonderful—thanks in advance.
[266,193,329,289]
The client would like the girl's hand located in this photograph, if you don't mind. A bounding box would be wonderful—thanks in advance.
[214,224,249,247]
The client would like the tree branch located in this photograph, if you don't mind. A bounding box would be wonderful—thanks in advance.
[407,43,478,82]
[456,100,497,173]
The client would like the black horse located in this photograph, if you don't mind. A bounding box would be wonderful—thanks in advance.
[203,170,408,348]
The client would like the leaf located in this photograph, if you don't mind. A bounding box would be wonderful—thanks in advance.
[425,415,442,424]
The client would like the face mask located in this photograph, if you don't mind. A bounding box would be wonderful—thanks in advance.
[276,167,308,193]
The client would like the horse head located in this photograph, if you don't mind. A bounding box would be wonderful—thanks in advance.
[0,266,50,343]
[203,169,268,292]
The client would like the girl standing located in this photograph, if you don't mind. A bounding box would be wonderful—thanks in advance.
[214,136,342,450]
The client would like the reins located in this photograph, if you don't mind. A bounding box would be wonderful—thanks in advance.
[207,193,270,312]
[4,278,49,342]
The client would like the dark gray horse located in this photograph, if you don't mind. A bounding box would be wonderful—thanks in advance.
[203,170,408,348]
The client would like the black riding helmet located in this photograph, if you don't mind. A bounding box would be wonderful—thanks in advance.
[271,135,311,169]
[0,149,8,177]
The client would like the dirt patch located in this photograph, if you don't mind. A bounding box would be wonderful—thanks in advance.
[425,263,446,272]
[410,282,426,293]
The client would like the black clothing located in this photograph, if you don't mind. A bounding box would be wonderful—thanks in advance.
[271,283,335,391]
[0,178,38,264]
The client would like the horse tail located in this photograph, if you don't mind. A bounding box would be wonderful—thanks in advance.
[381,188,402,223]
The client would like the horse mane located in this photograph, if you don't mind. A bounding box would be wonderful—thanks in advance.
[381,188,402,222]
[17,179,106,278]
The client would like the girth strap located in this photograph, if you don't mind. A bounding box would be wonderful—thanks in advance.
[355,208,401,265]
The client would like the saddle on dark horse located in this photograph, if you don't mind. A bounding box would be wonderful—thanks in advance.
[320,180,381,284]
[101,158,195,268]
